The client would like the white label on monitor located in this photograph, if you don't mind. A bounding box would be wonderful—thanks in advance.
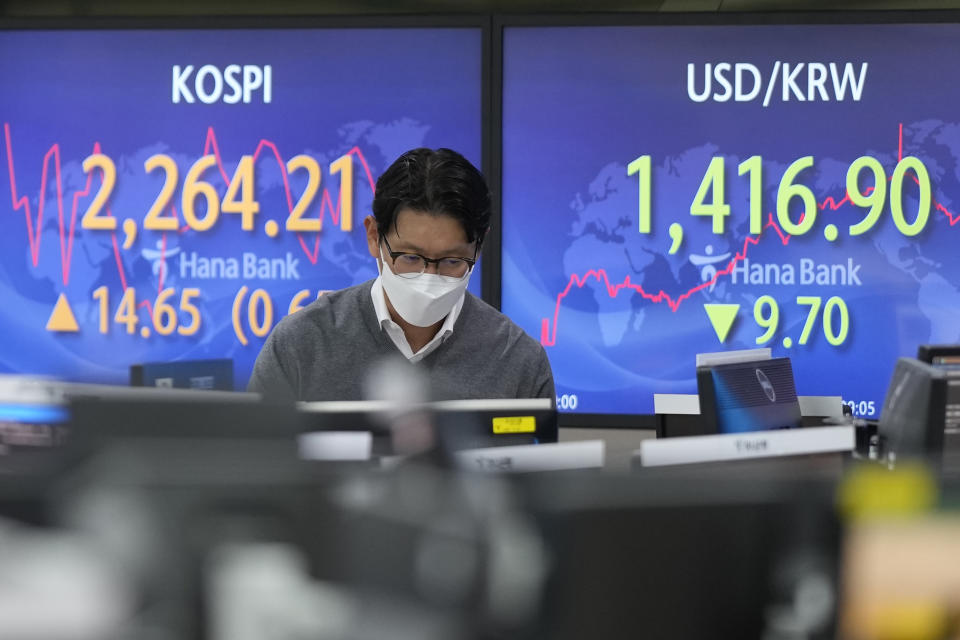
[797,396,844,418]
[432,398,553,412]
[639,425,854,467]
[455,440,604,473]
[298,432,372,461]
[653,394,701,415]
[695,348,771,368]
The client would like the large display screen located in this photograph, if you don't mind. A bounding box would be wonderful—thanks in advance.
[501,22,960,417]
[1,26,482,388]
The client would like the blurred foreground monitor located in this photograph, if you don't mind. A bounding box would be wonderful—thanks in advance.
[522,470,840,640]
[0,379,845,640]
[877,358,960,476]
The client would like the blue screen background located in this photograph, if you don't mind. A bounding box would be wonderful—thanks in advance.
[0,28,482,388]
[501,24,960,416]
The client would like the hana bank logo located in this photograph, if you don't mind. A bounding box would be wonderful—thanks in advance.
[141,240,181,282]
[756,369,777,403]
[689,244,732,293]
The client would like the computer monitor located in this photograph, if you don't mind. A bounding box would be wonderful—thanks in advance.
[696,357,802,435]
[525,471,840,640]
[130,358,234,391]
[0,376,71,457]
[917,344,960,370]
[67,391,291,444]
[0,379,73,511]
[298,398,558,458]
[877,357,952,465]
[0,376,264,469]
[0,19,484,390]
[916,345,960,441]
[56,391,345,640]
[497,16,960,427]
[0,378,288,530]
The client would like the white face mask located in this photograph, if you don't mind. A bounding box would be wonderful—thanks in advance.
[379,245,471,327]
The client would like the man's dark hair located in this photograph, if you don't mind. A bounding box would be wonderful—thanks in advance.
[372,148,491,246]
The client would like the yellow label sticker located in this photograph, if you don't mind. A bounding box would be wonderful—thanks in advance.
[492,416,536,434]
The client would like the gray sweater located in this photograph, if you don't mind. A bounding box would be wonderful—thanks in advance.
[247,279,555,402]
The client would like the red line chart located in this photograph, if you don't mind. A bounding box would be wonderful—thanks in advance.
[4,123,376,316]
[540,123,959,346]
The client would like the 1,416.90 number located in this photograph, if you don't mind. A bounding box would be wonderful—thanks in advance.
[628,154,932,238]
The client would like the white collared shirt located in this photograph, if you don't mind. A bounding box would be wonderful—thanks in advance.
[370,276,465,362]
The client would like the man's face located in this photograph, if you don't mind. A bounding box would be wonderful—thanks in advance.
[364,208,476,274]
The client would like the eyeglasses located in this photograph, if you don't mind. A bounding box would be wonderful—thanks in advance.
[380,235,477,281]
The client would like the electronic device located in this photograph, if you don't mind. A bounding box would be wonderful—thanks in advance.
[0,375,262,466]
[877,357,953,464]
[0,377,271,526]
[57,391,341,640]
[525,470,840,640]
[497,15,960,426]
[916,345,960,439]
[0,20,484,389]
[696,357,802,435]
[0,377,73,496]
[67,392,291,445]
[917,344,960,369]
[0,376,71,456]
[298,397,558,457]
[130,358,234,391]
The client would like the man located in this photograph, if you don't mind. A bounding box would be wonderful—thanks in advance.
[248,148,554,402]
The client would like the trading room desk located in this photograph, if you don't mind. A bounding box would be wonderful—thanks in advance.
[558,394,849,473]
